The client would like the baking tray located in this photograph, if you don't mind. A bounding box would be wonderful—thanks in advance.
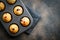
[0,0,33,36]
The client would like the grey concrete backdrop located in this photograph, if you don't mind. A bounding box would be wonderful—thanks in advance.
[0,0,60,40]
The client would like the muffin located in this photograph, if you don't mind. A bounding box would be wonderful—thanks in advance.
[2,12,12,23]
[9,24,19,34]
[7,0,16,5]
[14,5,23,16]
[20,17,30,27]
[0,2,5,11]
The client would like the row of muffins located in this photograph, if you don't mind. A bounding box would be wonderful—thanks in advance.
[0,0,30,34]
[0,0,17,11]
[2,12,30,27]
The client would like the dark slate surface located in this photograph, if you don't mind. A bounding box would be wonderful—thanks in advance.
[0,0,60,40]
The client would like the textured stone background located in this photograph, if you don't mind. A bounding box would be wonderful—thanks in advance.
[0,0,60,40]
